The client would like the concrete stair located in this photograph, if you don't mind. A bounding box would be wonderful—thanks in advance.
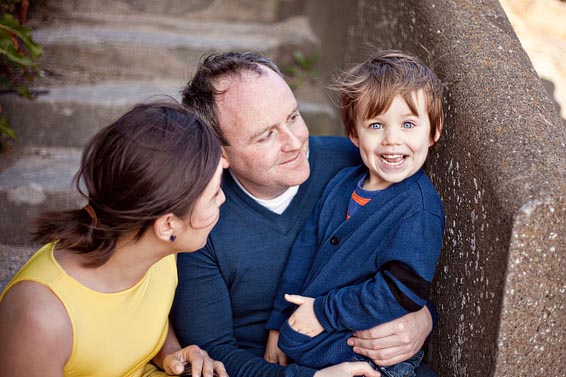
[0,0,338,289]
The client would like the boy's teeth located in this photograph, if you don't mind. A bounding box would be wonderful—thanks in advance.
[381,154,404,165]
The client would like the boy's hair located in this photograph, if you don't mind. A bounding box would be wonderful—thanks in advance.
[181,51,283,145]
[331,50,444,140]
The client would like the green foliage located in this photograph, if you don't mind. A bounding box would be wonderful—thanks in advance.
[0,4,43,146]
[284,49,319,90]
[0,115,16,139]
[0,13,43,95]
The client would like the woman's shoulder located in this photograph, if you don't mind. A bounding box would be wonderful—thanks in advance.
[0,280,73,366]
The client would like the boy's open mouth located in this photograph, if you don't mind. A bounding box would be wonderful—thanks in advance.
[381,154,406,166]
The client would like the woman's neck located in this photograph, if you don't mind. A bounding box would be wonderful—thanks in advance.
[54,232,172,293]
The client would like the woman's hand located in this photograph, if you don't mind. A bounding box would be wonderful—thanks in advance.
[314,361,381,377]
[347,306,432,366]
[162,345,228,377]
[285,294,324,337]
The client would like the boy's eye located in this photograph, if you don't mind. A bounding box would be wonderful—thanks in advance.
[369,122,382,129]
[402,121,415,129]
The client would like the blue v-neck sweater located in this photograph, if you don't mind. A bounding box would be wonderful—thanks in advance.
[267,166,445,368]
[171,137,362,377]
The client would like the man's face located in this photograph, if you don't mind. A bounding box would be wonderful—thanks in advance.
[215,67,310,199]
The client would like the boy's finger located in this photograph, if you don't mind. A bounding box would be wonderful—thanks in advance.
[284,294,305,305]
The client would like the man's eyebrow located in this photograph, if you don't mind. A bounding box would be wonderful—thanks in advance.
[247,106,300,142]
[248,124,275,142]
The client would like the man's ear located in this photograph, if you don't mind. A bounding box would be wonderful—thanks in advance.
[153,213,179,243]
[349,131,360,148]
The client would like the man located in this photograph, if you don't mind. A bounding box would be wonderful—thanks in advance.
[171,52,435,377]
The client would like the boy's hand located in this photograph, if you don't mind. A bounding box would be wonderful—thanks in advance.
[285,294,324,337]
[264,330,288,366]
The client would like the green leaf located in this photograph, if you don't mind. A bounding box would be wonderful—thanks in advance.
[0,13,43,59]
[0,45,36,67]
[0,117,16,140]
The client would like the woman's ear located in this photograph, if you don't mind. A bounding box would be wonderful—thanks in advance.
[153,213,179,243]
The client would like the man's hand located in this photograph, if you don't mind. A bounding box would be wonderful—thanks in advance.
[285,294,324,337]
[264,330,288,366]
[314,361,381,377]
[347,306,432,366]
[162,345,228,377]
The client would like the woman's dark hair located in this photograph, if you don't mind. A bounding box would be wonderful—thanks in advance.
[33,99,221,266]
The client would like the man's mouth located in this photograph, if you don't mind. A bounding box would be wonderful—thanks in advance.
[282,152,302,165]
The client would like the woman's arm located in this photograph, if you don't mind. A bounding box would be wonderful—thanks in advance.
[0,281,72,376]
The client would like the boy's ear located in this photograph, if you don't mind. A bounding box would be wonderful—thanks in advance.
[349,131,360,148]
[430,120,443,146]
[153,213,179,242]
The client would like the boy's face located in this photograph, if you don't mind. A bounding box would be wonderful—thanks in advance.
[350,90,440,191]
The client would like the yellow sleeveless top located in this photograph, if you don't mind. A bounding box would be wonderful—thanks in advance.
[1,243,177,377]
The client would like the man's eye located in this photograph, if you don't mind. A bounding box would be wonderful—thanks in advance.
[369,123,382,129]
[258,130,276,143]
[403,122,415,129]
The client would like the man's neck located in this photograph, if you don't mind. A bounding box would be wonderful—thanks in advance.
[229,170,299,214]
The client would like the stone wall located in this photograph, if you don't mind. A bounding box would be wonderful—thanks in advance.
[306,1,566,376]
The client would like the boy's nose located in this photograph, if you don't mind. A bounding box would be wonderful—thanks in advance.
[382,127,402,145]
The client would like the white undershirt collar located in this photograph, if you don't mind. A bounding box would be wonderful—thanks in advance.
[229,170,299,214]
[229,150,309,215]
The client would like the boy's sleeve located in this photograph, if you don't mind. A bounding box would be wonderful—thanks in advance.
[426,300,439,328]
[312,209,444,332]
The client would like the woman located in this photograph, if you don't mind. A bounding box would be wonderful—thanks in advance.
[0,100,228,377]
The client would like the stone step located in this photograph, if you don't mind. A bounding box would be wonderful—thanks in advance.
[1,80,338,147]
[0,147,84,246]
[33,13,317,86]
[42,0,305,23]
[2,80,181,147]
[0,243,37,292]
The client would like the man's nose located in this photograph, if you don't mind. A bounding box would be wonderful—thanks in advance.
[281,126,302,151]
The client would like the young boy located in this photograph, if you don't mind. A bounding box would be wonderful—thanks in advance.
[264,50,445,377]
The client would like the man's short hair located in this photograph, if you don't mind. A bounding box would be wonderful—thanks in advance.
[182,52,282,145]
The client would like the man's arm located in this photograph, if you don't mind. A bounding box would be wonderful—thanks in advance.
[170,244,316,377]
[348,306,433,367]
